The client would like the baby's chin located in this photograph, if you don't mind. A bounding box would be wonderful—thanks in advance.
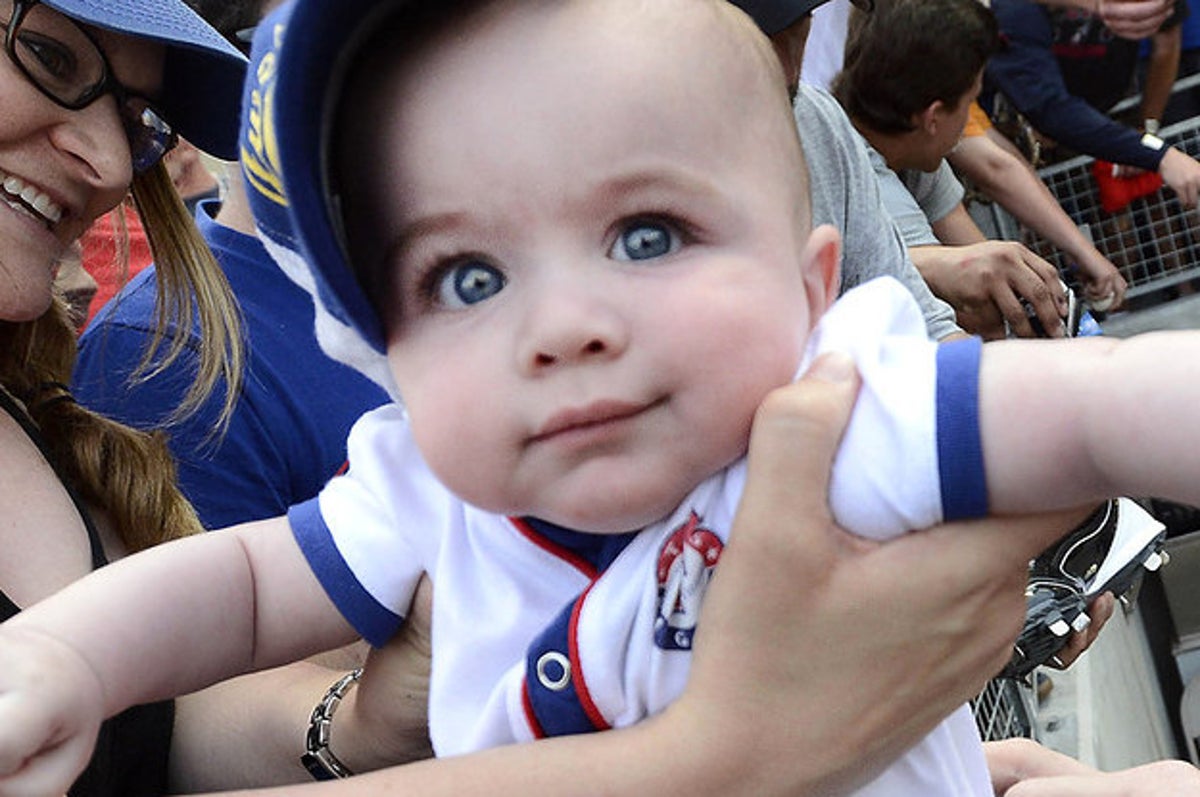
[525,492,689,535]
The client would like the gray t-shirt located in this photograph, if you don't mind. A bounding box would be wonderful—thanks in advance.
[864,142,965,249]
[795,86,961,341]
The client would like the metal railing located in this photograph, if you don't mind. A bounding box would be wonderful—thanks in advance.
[1017,79,1200,301]
[972,677,1038,742]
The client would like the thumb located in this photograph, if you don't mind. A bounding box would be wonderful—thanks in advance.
[729,351,862,581]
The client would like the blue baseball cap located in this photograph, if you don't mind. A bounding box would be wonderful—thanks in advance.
[43,0,248,161]
[241,2,399,389]
[255,0,850,357]
[245,0,396,354]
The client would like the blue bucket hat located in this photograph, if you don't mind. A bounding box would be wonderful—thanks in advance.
[255,0,863,360]
[42,0,248,161]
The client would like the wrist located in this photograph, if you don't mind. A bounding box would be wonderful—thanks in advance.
[660,689,849,797]
[300,669,361,780]
[334,685,434,774]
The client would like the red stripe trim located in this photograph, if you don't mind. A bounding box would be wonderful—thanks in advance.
[521,679,548,739]
[568,584,611,731]
[508,517,599,580]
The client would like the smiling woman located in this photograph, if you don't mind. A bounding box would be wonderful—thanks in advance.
[0,0,246,793]
[0,0,245,547]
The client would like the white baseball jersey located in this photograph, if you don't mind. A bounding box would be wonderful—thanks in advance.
[289,277,990,796]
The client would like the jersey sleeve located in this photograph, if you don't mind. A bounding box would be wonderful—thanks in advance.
[807,277,986,540]
[288,403,447,646]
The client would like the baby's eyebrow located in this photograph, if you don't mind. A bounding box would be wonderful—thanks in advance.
[384,210,475,266]
[591,168,724,205]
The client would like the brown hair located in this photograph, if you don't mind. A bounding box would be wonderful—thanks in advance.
[0,160,244,551]
[835,0,1000,134]
[128,160,245,432]
[0,301,203,551]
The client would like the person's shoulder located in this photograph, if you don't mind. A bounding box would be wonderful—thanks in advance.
[78,266,162,342]
[795,84,855,135]
[795,85,874,177]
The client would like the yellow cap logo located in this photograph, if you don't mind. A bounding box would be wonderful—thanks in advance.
[241,21,286,208]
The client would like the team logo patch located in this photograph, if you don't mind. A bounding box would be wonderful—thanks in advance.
[654,511,723,651]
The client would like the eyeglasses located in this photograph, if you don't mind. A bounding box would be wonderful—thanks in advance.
[1,0,177,173]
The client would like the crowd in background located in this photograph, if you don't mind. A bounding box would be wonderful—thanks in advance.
[9,0,1200,795]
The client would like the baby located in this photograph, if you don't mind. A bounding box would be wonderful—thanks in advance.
[0,1,1193,796]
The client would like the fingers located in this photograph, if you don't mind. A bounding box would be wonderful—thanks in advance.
[1082,274,1124,312]
[1048,626,1090,670]
[1057,591,1116,668]
[1004,763,1200,797]
[985,737,1096,792]
[1095,272,1128,310]
[734,352,863,575]
[1099,0,1172,40]
[0,733,96,797]
[992,282,1036,339]
[1111,274,1128,308]
[699,351,863,656]
[0,697,96,797]
[1014,249,1068,338]
[1088,591,1117,631]
[973,243,1066,339]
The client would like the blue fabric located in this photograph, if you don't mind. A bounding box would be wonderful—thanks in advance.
[521,517,638,574]
[290,497,401,647]
[523,595,606,738]
[247,0,389,352]
[42,0,246,159]
[935,336,988,521]
[984,0,1167,172]
[73,201,389,529]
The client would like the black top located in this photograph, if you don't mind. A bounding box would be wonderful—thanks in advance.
[0,388,174,797]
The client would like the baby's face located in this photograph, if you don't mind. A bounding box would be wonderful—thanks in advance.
[340,0,834,533]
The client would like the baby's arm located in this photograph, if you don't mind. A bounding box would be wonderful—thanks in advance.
[0,515,356,795]
[978,330,1200,518]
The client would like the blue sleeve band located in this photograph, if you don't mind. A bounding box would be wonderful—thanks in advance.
[288,497,402,647]
[935,337,988,520]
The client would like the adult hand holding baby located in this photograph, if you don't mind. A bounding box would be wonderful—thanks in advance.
[684,352,1073,794]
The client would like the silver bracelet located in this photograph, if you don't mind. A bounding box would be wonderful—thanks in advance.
[301,668,363,781]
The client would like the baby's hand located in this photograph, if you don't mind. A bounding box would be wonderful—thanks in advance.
[0,625,104,797]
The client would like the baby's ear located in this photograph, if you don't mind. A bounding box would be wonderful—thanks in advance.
[800,224,841,317]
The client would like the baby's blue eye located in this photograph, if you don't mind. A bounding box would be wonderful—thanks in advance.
[436,261,506,307]
[611,220,680,261]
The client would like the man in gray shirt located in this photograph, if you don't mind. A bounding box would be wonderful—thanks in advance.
[735,0,963,341]
[796,85,962,341]
[833,0,1072,339]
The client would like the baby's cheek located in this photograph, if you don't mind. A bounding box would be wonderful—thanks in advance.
[410,407,511,510]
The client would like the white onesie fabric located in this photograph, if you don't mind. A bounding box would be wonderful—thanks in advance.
[289,276,990,796]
